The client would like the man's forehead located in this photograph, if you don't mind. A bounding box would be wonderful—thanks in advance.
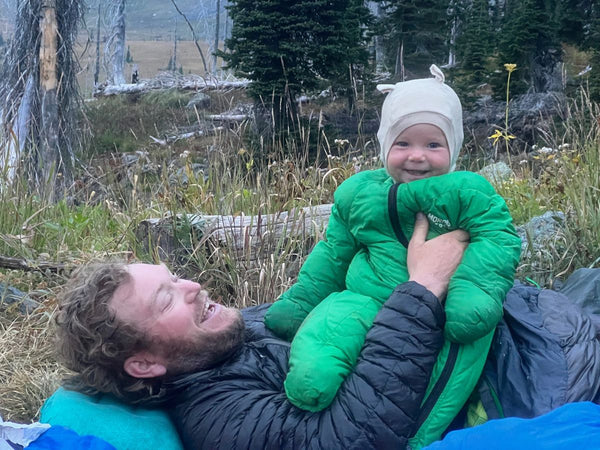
[110,263,168,322]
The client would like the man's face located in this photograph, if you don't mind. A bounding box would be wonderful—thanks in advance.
[386,123,451,183]
[111,264,244,375]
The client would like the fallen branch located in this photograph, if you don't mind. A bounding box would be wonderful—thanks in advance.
[207,114,250,122]
[149,126,224,146]
[0,255,70,274]
[169,0,209,73]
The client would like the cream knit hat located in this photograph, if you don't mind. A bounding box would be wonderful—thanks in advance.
[377,65,464,172]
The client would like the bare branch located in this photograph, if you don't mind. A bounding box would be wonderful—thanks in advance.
[169,0,209,73]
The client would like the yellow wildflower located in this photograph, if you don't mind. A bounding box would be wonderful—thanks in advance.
[489,129,503,145]
[504,63,517,73]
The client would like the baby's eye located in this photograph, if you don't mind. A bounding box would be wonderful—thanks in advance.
[427,142,442,149]
[394,141,409,147]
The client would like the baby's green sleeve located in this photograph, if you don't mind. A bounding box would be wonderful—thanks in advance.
[264,183,360,341]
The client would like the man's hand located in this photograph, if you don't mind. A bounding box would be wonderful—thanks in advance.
[407,213,469,300]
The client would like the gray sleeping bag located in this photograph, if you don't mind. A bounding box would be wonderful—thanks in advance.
[481,268,600,419]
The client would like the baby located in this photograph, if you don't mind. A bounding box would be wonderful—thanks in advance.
[265,65,521,448]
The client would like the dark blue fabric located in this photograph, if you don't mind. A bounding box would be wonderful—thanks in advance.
[425,402,600,450]
[482,283,568,417]
[27,425,116,450]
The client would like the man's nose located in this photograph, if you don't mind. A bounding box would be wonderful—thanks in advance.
[180,279,201,299]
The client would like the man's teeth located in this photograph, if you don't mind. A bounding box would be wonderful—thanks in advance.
[202,302,210,321]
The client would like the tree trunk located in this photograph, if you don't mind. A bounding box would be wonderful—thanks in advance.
[368,1,385,73]
[173,17,178,71]
[170,0,209,73]
[448,16,457,67]
[94,3,101,86]
[213,0,221,73]
[223,0,229,53]
[39,0,63,199]
[106,0,126,85]
[395,41,405,81]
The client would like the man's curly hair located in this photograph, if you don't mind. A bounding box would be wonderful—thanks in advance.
[55,262,161,402]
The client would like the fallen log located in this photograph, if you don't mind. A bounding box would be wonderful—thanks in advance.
[149,126,224,146]
[135,204,333,262]
[0,255,69,274]
[207,114,250,122]
[94,72,251,97]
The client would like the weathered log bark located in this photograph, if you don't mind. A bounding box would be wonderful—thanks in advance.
[94,3,101,86]
[135,204,333,262]
[149,126,224,146]
[94,74,250,96]
[0,255,69,274]
[105,0,126,85]
[207,114,249,121]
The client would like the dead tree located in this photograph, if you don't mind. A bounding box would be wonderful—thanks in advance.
[213,0,221,73]
[0,0,84,200]
[94,3,101,86]
[104,0,126,85]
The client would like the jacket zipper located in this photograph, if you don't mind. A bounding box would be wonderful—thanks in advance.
[414,342,460,430]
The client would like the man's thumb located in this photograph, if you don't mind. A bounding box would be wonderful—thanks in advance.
[410,212,429,245]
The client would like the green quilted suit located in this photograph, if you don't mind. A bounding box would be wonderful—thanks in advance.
[264,169,521,448]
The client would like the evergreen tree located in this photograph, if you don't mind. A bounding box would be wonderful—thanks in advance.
[586,2,600,101]
[302,0,371,109]
[556,0,594,45]
[222,0,370,125]
[378,0,450,78]
[494,0,561,96]
[452,0,494,102]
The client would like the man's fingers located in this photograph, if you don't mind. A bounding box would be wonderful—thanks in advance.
[410,212,429,246]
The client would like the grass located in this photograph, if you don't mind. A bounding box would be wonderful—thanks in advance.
[1,77,600,424]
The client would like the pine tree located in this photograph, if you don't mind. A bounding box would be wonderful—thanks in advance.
[556,0,594,45]
[452,0,493,102]
[586,2,600,101]
[378,0,450,78]
[493,0,561,96]
[222,0,370,126]
[300,0,371,109]
[455,0,492,79]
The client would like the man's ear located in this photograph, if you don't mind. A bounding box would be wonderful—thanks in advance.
[124,352,167,379]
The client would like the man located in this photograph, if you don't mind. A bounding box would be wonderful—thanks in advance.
[56,214,468,449]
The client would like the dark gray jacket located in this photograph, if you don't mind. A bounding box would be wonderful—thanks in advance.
[161,282,445,450]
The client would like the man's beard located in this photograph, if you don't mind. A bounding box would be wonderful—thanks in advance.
[151,309,245,375]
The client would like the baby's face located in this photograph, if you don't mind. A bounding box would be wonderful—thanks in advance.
[386,123,451,183]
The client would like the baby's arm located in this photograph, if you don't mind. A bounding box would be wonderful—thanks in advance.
[264,185,360,340]
[399,172,521,343]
